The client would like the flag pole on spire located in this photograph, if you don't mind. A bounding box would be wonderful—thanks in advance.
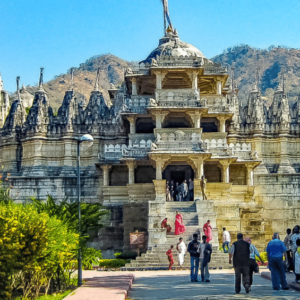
[161,0,173,34]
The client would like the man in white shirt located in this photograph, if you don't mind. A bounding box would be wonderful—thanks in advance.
[222,227,231,253]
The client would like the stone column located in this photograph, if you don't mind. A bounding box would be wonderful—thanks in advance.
[218,116,226,133]
[191,71,198,90]
[186,111,201,128]
[246,165,254,186]
[156,158,163,180]
[101,165,111,186]
[127,116,136,134]
[196,159,204,179]
[219,161,230,183]
[217,81,222,95]
[131,77,137,96]
[126,159,136,184]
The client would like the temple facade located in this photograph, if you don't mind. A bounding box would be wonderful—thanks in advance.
[1,24,300,262]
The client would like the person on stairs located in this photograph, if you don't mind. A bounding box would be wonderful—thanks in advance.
[203,220,213,243]
[187,234,200,282]
[176,237,187,268]
[161,218,172,234]
[199,235,212,282]
[222,227,231,253]
[166,245,174,271]
[175,211,186,235]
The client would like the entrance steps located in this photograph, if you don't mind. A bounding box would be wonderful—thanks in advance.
[121,201,231,271]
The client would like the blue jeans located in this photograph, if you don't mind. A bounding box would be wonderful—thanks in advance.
[269,257,288,289]
[222,241,230,253]
[190,256,199,281]
[200,259,210,280]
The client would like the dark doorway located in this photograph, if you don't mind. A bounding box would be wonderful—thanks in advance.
[136,118,155,133]
[201,117,218,133]
[163,164,194,184]
[170,171,185,184]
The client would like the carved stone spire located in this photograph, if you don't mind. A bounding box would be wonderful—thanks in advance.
[251,68,260,93]
[38,67,44,91]
[94,68,100,91]
[69,68,74,91]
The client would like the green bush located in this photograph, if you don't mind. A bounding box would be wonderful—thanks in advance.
[82,247,102,270]
[114,251,138,260]
[0,201,78,300]
[98,259,130,269]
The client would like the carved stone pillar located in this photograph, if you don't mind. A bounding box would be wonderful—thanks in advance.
[101,164,111,186]
[154,71,167,90]
[127,116,136,134]
[191,71,198,90]
[126,159,136,184]
[278,136,296,174]
[151,110,168,129]
[246,166,254,186]
[186,111,201,128]
[131,77,137,96]
[217,81,222,95]
[156,157,163,180]
[218,116,226,132]
[219,161,230,183]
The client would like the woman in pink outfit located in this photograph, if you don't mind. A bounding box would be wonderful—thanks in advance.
[203,220,213,243]
[175,211,186,235]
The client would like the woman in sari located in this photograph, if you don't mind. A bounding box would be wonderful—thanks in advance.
[161,218,172,233]
[175,211,186,235]
[203,220,212,243]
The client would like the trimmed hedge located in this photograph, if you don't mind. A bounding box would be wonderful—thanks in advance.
[98,259,130,269]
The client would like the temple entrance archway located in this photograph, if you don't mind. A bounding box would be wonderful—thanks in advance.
[163,164,194,185]
[162,112,193,128]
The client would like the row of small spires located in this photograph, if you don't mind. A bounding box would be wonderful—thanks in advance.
[0,66,104,101]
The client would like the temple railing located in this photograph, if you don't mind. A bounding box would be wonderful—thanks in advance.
[102,137,154,160]
[125,95,153,114]
[155,89,202,107]
[153,128,203,151]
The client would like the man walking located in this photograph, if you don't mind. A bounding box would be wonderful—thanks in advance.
[176,237,187,268]
[266,233,289,290]
[283,228,293,272]
[229,233,251,294]
[187,233,200,282]
[222,227,231,253]
[199,235,212,282]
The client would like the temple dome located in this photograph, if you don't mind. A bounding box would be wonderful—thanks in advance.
[141,29,206,64]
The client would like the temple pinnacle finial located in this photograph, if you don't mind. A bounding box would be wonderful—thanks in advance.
[0,73,3,91]
[69,68,74,91]
[252,67,260,93]
[16,76,22,102]
[94,68,101,91]
[231,67,235,93]
[39,67,44,91]
[161,0,173,35]
[276,73,284,92]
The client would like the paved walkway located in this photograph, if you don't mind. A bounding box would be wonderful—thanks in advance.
[262,271,300,292]
[126,270,299,300]
[64,273,134,300]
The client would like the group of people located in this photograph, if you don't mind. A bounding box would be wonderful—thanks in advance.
[161,211,186,235]
[166,234,212,283]
[166,179,194,202]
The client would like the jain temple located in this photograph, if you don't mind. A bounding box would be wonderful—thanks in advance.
[1,6,300,268]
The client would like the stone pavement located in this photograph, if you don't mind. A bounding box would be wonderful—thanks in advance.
[64,273,134,300]
[262,271,300,292]
[126,269,299,300]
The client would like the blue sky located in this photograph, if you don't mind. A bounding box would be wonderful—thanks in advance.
[1,0,300,92]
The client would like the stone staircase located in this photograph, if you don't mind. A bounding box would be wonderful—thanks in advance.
[122,202,231,271]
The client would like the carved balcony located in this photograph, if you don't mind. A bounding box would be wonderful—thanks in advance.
[153,128,203,151]
[102,136,155,161]
[155,89,202,108]
[125,95,153,114]
[200,95,234,113]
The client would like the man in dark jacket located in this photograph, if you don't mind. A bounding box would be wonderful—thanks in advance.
[199,235,212,282]
[187,233,200,282]
[229,233,251,294]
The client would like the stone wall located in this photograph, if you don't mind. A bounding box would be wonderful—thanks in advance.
[123,203,148,252]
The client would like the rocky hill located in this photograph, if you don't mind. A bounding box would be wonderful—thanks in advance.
[23,54,133,111]
[212,45,300,105]
[17,45,300,110]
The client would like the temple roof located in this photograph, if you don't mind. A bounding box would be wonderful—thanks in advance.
[141,30,206,64]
